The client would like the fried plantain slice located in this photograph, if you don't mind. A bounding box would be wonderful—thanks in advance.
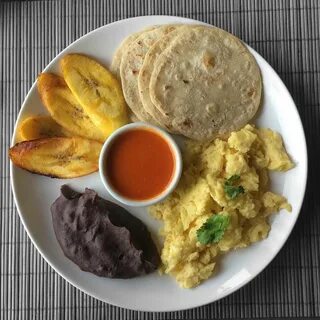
[9,137,102,178]
[18,115,72,141]
[60,54,128,137]
[37,73,105,142]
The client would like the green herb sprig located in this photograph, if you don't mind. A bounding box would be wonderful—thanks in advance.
[224,175,245,199]
[196,214,230,245]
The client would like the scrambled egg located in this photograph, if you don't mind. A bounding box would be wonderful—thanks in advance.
[149,124,293,288]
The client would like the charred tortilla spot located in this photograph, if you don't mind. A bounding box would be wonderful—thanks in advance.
[182,118,193,128]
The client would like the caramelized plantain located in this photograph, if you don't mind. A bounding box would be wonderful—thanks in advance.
[37,73,105,142]
[9,137,102,178]
[60,54,128,137]
[19,115,72,141]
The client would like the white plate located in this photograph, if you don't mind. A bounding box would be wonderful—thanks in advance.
[10,16,307,312]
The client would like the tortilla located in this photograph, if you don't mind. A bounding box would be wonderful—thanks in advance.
[120,25,178,124]
[149,26,262,141]
[110,27,158,122]
[110,26,157,79]
[111,33,140,79]
[138,27,186,132]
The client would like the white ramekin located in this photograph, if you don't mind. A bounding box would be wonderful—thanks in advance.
[99,122,182,207]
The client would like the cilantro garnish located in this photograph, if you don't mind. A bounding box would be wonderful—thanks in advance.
[196,214,230,245]
[224,174,245,199]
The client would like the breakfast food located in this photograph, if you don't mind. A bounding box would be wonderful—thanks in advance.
[149,124,293,288]
[51,185,160,278]
[113,24,262,141]
[9,137,102,178]
[138,27,187,132]
[11,54,129,178]
[111,26,157,79]
[120,25,178,125]
[149,26,262,140]
[110,27,156,122]
[11,23,297,290]
[37,73,105,142]
[61,54,128,138]
[111,32,142,79]
[104,127,175,200]
[18,116,72,141]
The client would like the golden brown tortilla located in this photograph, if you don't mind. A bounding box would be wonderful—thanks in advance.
[149,26,262,141]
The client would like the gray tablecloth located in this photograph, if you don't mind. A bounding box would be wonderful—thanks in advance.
[0,0,319,319]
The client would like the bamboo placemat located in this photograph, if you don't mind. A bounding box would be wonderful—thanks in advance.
[0,0,319,319]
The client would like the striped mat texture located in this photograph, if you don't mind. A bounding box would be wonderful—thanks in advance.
[0,0,319,319]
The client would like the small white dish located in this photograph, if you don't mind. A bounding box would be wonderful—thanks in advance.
[99,122,182,207]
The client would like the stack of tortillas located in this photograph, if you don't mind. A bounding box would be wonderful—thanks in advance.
[111,24,262,141]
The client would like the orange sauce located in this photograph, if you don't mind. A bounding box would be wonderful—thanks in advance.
[106,128,175,200]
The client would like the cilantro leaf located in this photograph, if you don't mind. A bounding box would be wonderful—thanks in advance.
[224,184,245,199]
[225,174,241,184]
[196,214,230,245]
[224,175,245,199]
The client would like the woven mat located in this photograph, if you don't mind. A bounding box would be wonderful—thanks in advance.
[0,0,319,319]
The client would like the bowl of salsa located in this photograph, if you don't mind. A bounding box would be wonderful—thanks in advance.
[99,122,182,207]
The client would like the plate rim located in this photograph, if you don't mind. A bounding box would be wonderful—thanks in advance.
[10,15,308,312]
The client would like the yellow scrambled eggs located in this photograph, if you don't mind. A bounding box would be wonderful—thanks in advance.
[149,124,293,288]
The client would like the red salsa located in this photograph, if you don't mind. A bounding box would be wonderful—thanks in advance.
[106,128,175,200]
